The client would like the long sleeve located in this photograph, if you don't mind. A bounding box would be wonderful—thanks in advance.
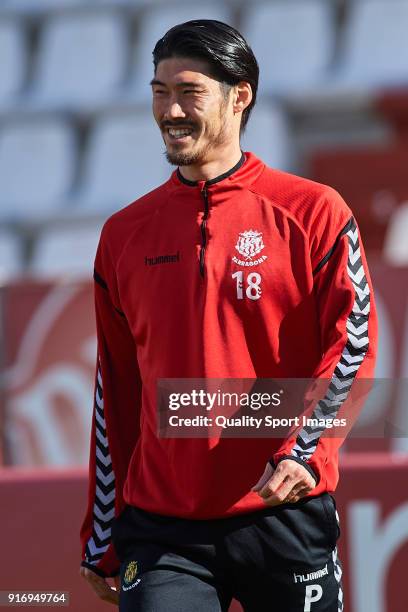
[80,232,142,577]
[273,209,378,491]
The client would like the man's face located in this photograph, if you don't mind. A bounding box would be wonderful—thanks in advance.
[151,57,233,166]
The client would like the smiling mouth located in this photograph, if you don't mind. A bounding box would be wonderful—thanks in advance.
[165,127,195,141]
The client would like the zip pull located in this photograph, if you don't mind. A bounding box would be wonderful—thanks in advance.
[201,184,209,214]
[199,184,209,277]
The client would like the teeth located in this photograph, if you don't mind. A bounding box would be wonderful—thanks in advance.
[168,128,193,137]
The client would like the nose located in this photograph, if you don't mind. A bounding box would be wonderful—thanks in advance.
[165,95,186,121]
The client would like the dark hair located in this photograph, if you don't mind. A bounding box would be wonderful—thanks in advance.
[152,20,259,132]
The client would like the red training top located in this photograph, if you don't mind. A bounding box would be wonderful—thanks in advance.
[80,152,377,577]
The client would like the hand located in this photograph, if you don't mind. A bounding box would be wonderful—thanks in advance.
[251,459,316,506]
[80,566,121,605]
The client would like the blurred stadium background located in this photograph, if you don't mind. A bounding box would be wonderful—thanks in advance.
[0,0,408,610]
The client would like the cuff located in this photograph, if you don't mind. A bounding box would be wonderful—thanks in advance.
[269,455,319,484]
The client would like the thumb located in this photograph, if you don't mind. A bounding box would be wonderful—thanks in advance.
[251,462,274,492]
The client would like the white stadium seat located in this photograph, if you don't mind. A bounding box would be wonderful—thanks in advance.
[242,0,334,95]
[77,111,171,213]
[129,3,233,101]
[90,0,151,5]
[241,100,292,171]
[383,202,408,265]
[335,0,408,89]
[0,18,27,105]
[30,223,103,279]
[0,230,24,279]
[0,0,84,13]
[0,118,76,220]
[30,10,128,109]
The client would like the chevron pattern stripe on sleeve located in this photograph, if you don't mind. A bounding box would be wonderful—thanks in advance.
[85,362,116,565]
[291,217,370,461]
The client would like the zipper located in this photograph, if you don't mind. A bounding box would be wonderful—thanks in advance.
[199,185,209,277]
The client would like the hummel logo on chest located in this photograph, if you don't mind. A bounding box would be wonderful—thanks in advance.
[144,251,180,266]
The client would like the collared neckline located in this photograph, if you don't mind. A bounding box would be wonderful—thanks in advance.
[176,152,246,187]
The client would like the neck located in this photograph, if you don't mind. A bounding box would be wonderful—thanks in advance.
[177,142,243,183]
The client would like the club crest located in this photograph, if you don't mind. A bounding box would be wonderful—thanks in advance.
[124,561,138,585]
[233,229,268,267]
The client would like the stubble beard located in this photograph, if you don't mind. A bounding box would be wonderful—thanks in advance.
[165,147,202,167]
[164,103,229,167]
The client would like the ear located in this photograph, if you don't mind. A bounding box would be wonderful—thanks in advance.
[232,81,253,116]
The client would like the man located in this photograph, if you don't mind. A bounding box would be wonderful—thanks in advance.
[80,20,377,611]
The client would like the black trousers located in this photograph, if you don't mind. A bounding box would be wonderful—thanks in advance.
[111,493,343,612]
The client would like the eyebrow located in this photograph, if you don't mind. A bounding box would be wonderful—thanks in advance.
[150,79,204,88]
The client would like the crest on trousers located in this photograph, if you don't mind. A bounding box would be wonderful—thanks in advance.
[233,229,267,267]
[124,561,138,585]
